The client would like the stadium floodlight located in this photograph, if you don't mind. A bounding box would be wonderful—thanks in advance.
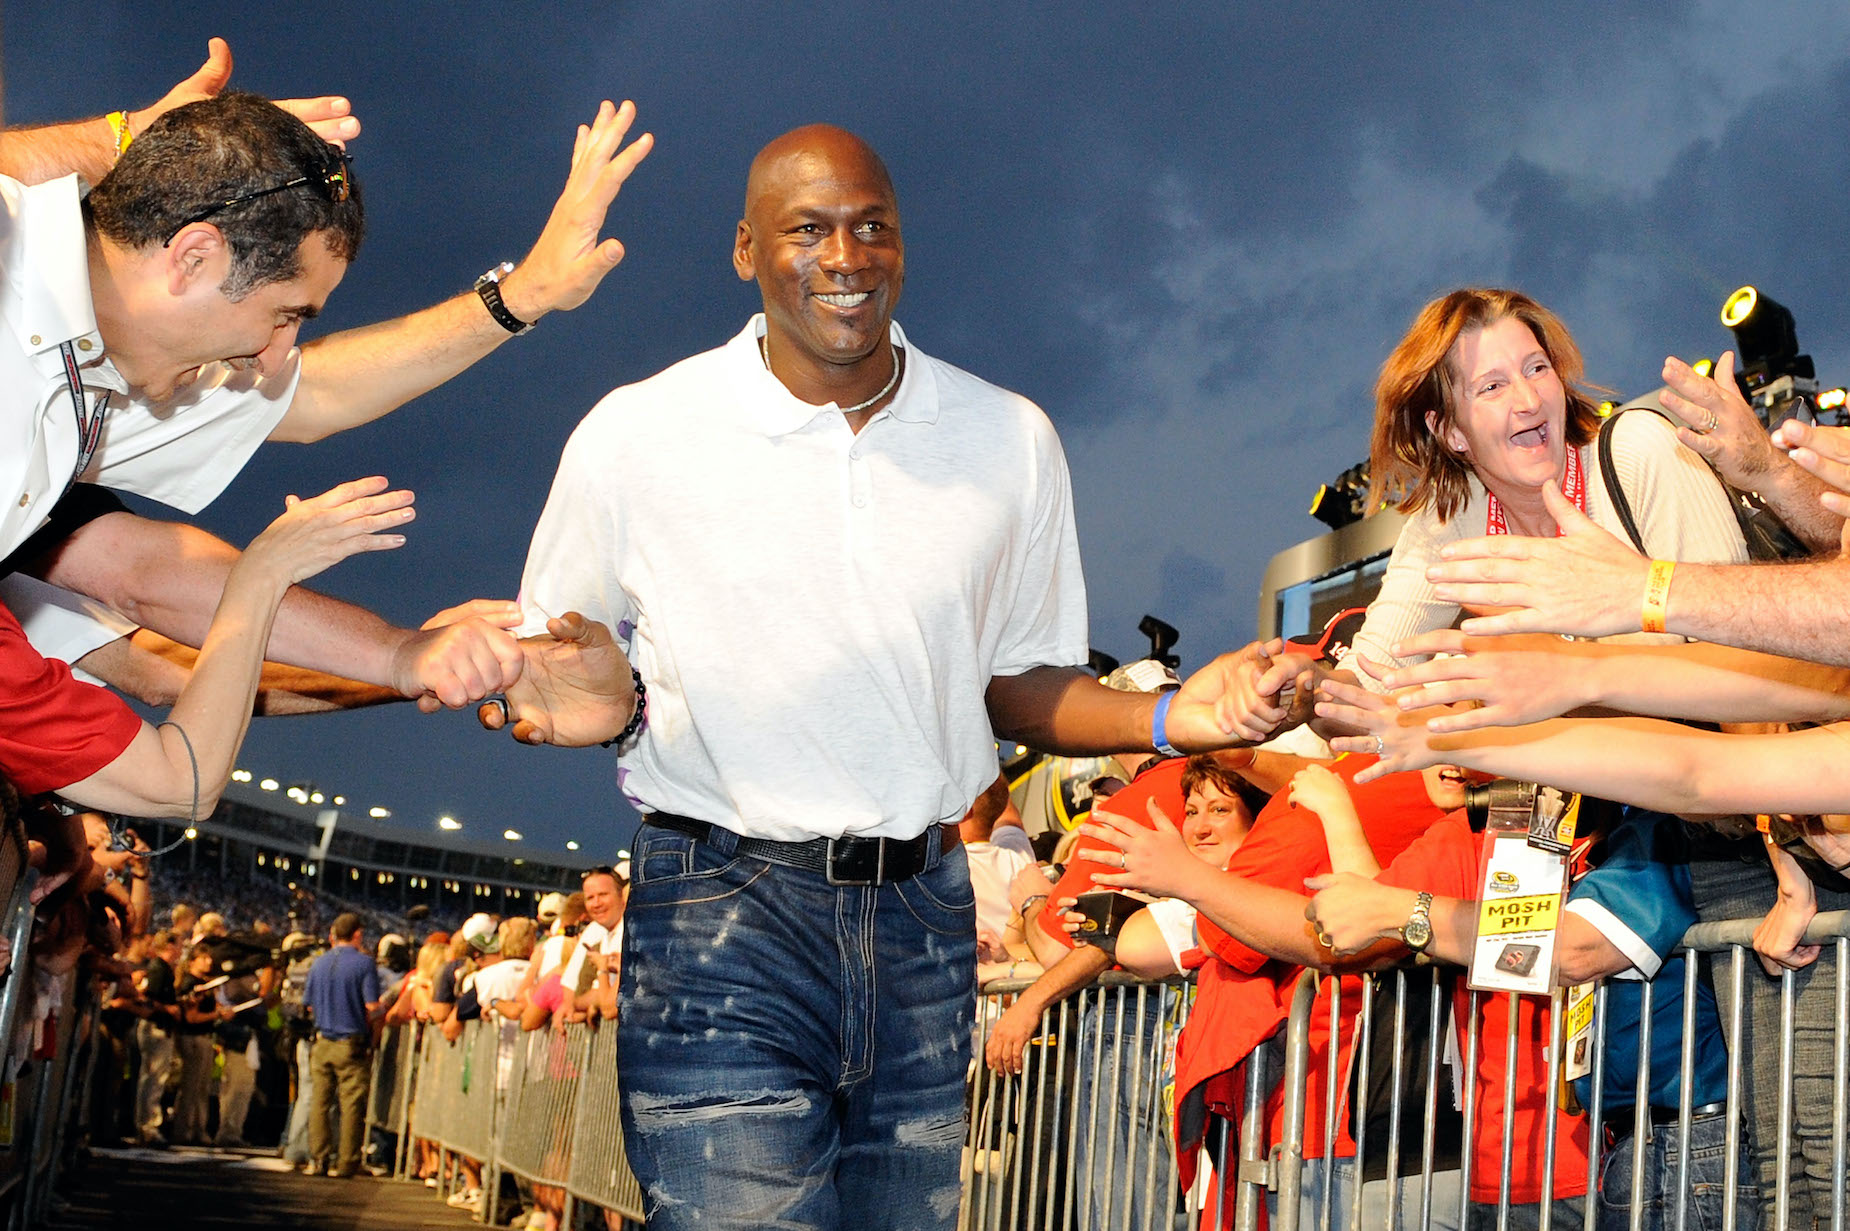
[438,816,462,831]
[504,829,523,841]
[566,841,580,851]
[371,806,392,819]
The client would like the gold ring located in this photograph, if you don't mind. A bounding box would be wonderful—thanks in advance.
[1703,408,1718,433]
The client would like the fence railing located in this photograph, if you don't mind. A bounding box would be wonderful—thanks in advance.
[964,910,1850,1231]
[380,1015,646,1226]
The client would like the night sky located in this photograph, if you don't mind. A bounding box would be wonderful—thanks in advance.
[6,4,1849,860]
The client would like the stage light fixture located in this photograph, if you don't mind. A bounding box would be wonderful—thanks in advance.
[1309,462,1371,531]
[1721,285,1813,395]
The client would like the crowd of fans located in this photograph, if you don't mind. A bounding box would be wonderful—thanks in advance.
[10,838,630,1231]
[962,289,1850,1231]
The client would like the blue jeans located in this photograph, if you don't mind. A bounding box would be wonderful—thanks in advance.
[1596,1112,1761,1231]
[1074,986,1180,1231]
[618,822,975,1231]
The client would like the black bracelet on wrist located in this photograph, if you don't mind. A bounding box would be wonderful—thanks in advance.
[600,667,648,749]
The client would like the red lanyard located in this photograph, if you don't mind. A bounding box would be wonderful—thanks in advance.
[1485,445,1585,537]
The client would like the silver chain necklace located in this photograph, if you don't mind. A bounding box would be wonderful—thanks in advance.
[760,335,904,414]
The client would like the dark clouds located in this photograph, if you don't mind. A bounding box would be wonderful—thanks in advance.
[5,4,1849,854]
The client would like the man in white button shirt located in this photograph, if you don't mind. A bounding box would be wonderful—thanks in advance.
[495,125,1271,1231]
[0,86,651,710]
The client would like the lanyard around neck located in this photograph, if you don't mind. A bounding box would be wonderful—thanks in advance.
[57,340,109,499]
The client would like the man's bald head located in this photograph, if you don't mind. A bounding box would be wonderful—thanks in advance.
[743,125,895,224]
[733,124,904,387]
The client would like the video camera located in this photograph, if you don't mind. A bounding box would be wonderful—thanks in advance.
[198,931,283,979]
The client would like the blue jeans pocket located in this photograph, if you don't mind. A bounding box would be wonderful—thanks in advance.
[891,847,976,936]
[631,826,765,907]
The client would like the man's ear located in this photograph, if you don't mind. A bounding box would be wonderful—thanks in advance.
[162,224,228,296]
[732,220,756,283]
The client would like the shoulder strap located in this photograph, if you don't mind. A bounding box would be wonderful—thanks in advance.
[1595,409,1654,555]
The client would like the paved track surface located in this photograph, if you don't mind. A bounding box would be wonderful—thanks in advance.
[45,1145,487,1231]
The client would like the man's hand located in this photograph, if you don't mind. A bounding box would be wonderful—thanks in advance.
[1426,480,1649,638]
[1166,639,1308,747]
[481,613,637,747]
[1008,861,1056,915]
[1376,629,1594,733]
[130,39,362,148]
[1663,352,1784,489]
[1079,800,1203,899]
[984,998,1043,1076]
[1755,839,1821,976]
[391,619,524,710]
[1303,871,1408,956]
[497,102,655,324]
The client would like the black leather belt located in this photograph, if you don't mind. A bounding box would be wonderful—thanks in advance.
[1605,1100,1726,1142]
[647,813,956,886]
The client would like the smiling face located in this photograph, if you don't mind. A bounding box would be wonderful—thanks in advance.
[733,126,903,396]
[1431,317,1568,503]
[1421,764,1491,812]
[1182,781,1256,867]
[134,230,347,402]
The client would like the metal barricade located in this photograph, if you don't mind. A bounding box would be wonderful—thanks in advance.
[490,1025,589,1224]
[364,1020,419,1178]
[964,972,1198,1231]
[562,1020,645,1224]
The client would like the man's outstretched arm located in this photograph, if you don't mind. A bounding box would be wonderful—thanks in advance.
[30,509,522,708]
[76,629,399,714]
[271,101,652,443]
[0,38,360,186]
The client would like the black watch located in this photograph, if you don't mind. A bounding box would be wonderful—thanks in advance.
[475,262,535,336]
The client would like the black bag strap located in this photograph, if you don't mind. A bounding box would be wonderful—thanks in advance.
[1594,410,1652,555]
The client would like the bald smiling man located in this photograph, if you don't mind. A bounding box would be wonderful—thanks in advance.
[498,124,1269,1229]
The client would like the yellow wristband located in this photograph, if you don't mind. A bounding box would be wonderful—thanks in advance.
[1641,559,1675,634]
[106,110,133,158]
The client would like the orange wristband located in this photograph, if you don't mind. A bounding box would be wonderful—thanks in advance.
[1640,559,1675,634]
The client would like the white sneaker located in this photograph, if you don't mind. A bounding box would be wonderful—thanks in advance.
[444,1187,482,1210]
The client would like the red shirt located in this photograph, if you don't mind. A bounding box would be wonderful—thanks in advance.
[1376,815,1590,1204]
[1035,757,1187,945]
[0,599,140,795]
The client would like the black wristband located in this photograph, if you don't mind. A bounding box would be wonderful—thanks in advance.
[600,667,648,749]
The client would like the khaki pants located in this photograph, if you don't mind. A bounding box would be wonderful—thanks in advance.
[308,1035,371,1172]
[215,1046,256,1145]
[133,1021,175,1140]
[172,1033,217,1144]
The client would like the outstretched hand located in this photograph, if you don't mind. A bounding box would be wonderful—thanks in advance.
[245,476,413,586]
[481,612,638,747]
[1313,668,1445,784]
[1165,639,1311,747]
[1425,480,1649,638]
[1663,352,1784,489]
[498,101,655,323]
[1376,629,1593,733]
[133,38,362,148]
[1303,871,1407,956]
[1077,799,1201,900]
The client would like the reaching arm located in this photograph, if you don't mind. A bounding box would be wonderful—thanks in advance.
[1424,480,1850,665]
[0,39,360,187]
[1316,677,1850,817]
[271,101,651,443]
[1081,802,1329,968]
[59,478,412,817]
[987,646,1297,759]
[1661,352,1842,554]
[33,511,523,709]
[1287,764,1379,876]
[982,943,1111,1075]
[1375,629,1850,732]
[76,627,399,713]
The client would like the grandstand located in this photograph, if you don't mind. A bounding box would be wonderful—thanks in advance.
[134,776,593,927]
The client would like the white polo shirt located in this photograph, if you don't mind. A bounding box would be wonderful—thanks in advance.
[0,173,299,564]
[517,316,1089,842]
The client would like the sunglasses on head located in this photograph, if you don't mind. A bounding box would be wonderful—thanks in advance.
[163,147,353,247]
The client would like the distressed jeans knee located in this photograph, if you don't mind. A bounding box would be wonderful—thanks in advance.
[618,825,975,1231]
